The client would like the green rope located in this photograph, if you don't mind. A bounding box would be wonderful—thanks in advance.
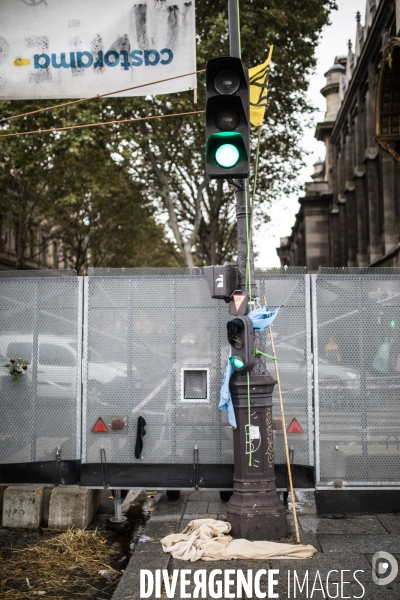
[244,180,252,304]
[254,349,276,361]
[236,0,242,57]
[247,371,252,466]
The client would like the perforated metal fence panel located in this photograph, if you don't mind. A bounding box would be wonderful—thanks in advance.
[0,273,82,464]
[82,271,230,465]
[82,270,313,470]
[313,270,400,487]
[257,273,313,468]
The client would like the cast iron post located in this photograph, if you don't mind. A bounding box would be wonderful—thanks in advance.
[226,0,287,540]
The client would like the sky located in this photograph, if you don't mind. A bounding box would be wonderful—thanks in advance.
[254,0,367,268]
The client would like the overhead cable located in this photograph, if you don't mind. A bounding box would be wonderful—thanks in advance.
[0,109,205,139]
[0,68,206,125]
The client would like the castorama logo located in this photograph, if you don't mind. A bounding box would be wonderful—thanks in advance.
[17,48,174,71]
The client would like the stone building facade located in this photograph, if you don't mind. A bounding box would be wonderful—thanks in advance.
[277,0,400,272]
[0,215,65,271]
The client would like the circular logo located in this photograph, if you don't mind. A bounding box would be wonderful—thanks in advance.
[372,551,398,586]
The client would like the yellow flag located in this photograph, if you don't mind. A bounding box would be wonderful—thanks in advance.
[249,45,274,127]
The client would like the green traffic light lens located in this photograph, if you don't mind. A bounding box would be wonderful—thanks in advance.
[229,356,245,369]
[215,143,240,168]
[391,320,397,328]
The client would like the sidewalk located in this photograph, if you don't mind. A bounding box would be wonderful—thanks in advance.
[113,490,400,600]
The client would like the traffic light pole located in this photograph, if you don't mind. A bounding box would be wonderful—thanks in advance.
[226,0,287,540]
[227,0,256,297]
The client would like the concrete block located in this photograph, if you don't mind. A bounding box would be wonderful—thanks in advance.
[2,486,44,529]
[0,486,7,514]
[48,487,102,530]
[41,486,53,528]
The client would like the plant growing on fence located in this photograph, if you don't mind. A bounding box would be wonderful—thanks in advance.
[2,358,30,386]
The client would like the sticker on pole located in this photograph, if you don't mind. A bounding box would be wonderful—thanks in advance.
[229,290,248,315]
[287,418,304,434]
[92,418,109,433]
[250,425,260,439]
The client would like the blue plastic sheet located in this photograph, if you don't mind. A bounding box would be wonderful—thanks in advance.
[247,305,281,330]
[219,355,237,428]
[219,305,281,428]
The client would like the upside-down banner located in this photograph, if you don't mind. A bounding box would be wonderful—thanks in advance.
[0,0,196,99]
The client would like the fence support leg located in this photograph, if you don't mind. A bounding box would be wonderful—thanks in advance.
[110,490,127,523]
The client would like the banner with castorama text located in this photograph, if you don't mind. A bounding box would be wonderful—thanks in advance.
[0,0,196,99]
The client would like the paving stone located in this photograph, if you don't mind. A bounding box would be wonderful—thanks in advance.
[275,574,373,600]
[113,475,400,600]
[154,501,186,513]
[185,500,208,513]
[299,532,322,552]
[356,581,400,600]
[187,490,221,501]
[271,552,370,572]
[299,514,387,535]
[299,514,320,533]
[184,513,218,521]
[145,521,182,539]
[208,501,226,513]
[113,543,171,600]
[318,534,400,554]
[377,515,400,534]
[146,513,184,522]
[364,551,400,566]
[178,516,218,531]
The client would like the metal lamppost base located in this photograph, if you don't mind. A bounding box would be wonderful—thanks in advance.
[227,487,287,540]
[226,372,287,540]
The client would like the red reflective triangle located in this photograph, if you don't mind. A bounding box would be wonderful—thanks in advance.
[233,294,246,312]
[92,418,109,433]
[287,418,304,434]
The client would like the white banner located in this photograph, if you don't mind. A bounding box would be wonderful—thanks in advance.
[0,0,196,99]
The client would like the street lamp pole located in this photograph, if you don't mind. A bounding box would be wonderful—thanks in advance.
[226,0,287,540]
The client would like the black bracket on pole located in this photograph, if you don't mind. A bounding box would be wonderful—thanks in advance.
[227,177,244,191]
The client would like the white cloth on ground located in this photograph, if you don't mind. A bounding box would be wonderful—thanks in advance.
[160,518,317,562]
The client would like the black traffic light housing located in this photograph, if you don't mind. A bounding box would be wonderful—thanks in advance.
[206,56,250,179]
[227,315,255,373]
[203,263,238,301]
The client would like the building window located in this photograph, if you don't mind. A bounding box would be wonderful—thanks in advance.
[53,242,58,268]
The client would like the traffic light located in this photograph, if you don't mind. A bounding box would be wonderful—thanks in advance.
[205,57,250,179]
[227,315,255,373]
